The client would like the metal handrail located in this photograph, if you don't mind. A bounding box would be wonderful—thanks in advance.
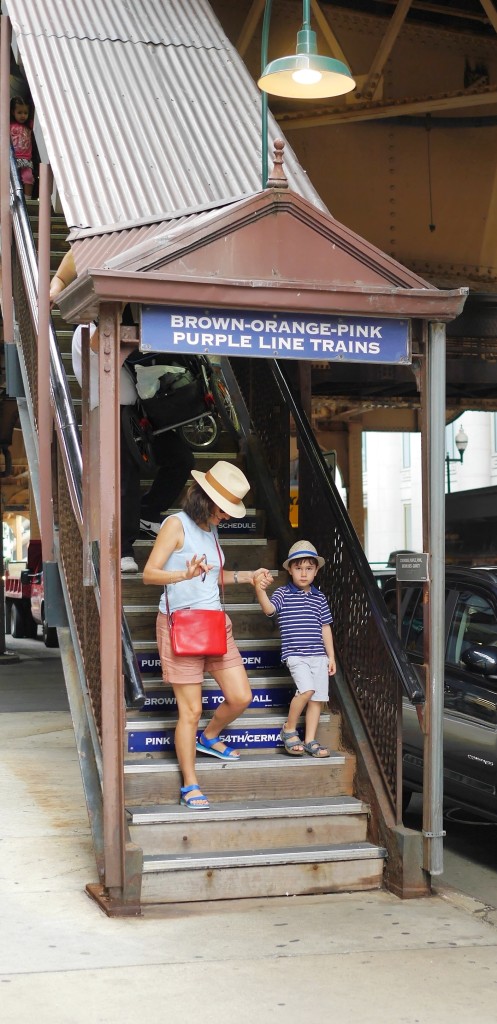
[9,151,145,708]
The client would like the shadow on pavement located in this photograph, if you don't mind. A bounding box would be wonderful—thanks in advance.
[0,636,68,713]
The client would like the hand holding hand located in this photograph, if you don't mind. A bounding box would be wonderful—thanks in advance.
[253,568,273,590]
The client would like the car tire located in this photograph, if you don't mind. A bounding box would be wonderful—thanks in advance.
[402,787,414,817]
[9,600,25,639]
[24,611,38,639]
[5,599,13,636]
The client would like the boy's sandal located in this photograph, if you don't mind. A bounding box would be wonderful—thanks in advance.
[279,728,304,756]
[196,732,241,761]
[303,740,331,758]
[180,784,210,809]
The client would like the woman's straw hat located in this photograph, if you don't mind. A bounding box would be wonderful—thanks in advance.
[191,460,250,518]
[282,540,325,570]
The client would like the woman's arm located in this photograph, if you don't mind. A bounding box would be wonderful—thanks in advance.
[49,249,76,307]
[142,516,209,586]
[223,569,256,586]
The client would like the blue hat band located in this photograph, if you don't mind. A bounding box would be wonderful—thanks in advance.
[289,549,319,561]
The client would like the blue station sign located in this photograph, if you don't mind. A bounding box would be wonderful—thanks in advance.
[140,305,411,364]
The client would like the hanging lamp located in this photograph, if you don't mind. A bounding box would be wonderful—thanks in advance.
[258,0,355,100]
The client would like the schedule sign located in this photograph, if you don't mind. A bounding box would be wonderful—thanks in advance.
[141,306,411,364]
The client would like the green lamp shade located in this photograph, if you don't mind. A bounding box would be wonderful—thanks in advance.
[258,53,356,99]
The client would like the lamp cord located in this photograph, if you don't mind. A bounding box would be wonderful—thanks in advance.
[426,115,436,232]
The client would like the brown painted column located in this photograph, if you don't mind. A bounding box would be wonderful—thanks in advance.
[37,164,54,561]
[420,320,446,878]
[98,303,126,896]
[0,16,14,345]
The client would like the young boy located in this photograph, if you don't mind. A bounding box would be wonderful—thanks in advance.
[254,541,336,758]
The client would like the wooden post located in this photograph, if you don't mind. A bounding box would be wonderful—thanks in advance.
[98,303,126,897]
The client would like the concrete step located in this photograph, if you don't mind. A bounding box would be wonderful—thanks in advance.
[120,554,280,602]
[131,537,278,572]
[123,602,279,641]
[124,748,354,805]
[128,795,369,854]
[139,841,386,904]
[136,675,298,713]
[125,712,339,757]
[134,637,286,674]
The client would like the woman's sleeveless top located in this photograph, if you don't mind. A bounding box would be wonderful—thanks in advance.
[158,510,224,615]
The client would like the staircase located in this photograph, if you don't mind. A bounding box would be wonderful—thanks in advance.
[122,448,386,905]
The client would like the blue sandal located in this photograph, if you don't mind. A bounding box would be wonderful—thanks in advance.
[180,785,210,809]
[196,732,241,761]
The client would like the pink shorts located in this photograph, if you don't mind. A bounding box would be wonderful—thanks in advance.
[156,611,243,685]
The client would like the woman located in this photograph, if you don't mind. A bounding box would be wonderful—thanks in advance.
[143,460,272,810]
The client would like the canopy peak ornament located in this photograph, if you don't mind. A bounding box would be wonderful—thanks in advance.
[266,139,288,189]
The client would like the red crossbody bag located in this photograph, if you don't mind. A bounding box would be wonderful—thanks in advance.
[165,534,227,657]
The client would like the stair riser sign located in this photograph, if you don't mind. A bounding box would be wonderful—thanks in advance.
[137,647,282,674]
[139,685,294,712]
[128,727,302,753]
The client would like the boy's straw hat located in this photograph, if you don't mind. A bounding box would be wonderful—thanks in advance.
[283,540,325,570]
[191,460,249,518]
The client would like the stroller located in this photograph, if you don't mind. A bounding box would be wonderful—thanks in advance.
[121,352,240,473]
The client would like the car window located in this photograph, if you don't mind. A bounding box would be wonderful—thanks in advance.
[396,585,453,657]
[401,588,423,653]
[447,589,497,666]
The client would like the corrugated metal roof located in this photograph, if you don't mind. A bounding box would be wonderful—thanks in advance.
[7,0,324,230]
[69,194,251,275]
[71,215,193,276]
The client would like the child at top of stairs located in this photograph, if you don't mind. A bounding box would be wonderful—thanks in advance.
[254,540,335,759]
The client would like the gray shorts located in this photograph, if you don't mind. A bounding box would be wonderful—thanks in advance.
[286,655,330,702]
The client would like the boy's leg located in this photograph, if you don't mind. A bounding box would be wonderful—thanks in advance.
[304,699,323,744]
[281,688,312,754]
[303,659,331,756]
[286,689,312,733]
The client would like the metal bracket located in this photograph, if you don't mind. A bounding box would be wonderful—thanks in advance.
[5,344,25,397]
[422,830,446,839]
[43,560,69,627]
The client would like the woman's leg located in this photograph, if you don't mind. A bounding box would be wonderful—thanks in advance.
[171,682,203,788]
[202,664,252,752]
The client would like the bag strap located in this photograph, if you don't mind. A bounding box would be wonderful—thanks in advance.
[164,530,225,625]
[213,532,225,608]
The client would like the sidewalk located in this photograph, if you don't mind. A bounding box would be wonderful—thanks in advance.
[1,639,496,1024]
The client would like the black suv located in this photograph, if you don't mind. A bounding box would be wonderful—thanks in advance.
[382,567,497,821]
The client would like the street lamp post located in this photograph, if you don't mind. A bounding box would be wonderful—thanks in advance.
[445,424,469,493]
